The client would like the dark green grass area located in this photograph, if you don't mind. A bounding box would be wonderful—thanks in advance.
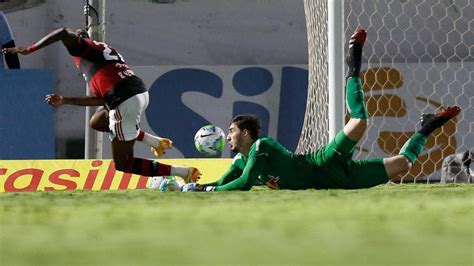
[0,184,473,266]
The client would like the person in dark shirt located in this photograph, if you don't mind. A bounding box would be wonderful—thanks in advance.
[0,11,20,69]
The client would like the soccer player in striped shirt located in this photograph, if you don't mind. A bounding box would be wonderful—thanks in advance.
[3,27,200,183]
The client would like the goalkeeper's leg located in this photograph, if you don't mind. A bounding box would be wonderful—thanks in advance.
[384,106,461,178]
[343,28,369,142]
[348,106,461,186]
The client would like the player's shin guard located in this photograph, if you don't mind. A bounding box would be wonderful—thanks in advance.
[346,77,369,119]
[399,133,428,163]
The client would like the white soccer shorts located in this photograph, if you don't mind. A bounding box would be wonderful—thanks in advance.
[108,91,149,141]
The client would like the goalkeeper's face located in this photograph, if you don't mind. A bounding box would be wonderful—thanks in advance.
[227,123,246,153]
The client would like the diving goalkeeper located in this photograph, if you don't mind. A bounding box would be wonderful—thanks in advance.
[184,28,461,192]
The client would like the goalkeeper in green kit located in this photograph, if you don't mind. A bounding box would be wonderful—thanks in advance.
[183,28,461,192]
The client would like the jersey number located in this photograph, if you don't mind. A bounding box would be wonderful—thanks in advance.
[93,40,125,62]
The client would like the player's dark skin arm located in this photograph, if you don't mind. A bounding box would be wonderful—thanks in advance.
[45,94,105,107]
[2,28,77,55]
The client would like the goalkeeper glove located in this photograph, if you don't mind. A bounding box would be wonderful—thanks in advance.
[181,183,215,192]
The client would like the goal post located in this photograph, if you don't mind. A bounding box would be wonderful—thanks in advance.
[85,0,106,159]
[297,0,346,154]
[327,0,345,140]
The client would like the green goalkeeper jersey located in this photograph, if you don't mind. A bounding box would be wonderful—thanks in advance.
[208,132,390,191]
[210,137,317,191]
[205,78,397,191]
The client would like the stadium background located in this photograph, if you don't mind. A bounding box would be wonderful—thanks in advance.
[1,0,472,182]
[0,2,472,265]
[1,0,309,159]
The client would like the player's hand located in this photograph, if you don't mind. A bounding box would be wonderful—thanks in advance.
[181,183,215,192]
[199,185,216,192]
[2,47,30,55]
[45,94,64,106]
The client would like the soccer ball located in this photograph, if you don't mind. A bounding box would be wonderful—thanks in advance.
[194,125,226,156]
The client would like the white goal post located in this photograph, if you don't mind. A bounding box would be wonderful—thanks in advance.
[85,0,107,159]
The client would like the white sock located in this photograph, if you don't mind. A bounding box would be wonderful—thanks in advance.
[171,166,189,178]
[142,132,163,147]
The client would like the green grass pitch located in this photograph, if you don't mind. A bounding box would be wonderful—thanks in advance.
[0,184,472,265]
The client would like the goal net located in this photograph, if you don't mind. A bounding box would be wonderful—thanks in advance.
[296,0,329,154]
[300,0,473,183]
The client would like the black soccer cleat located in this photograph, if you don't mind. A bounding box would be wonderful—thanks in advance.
[419,106,461,136]
[346,28,367,78]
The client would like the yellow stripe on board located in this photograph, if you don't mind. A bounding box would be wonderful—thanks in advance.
[0,159,231,193]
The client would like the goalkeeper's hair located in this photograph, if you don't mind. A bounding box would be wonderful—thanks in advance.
[231,114,260,140]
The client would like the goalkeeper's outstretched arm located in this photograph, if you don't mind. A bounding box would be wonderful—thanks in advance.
[214,156,264,191]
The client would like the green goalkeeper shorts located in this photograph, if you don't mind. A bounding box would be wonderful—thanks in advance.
[306,130,389,189]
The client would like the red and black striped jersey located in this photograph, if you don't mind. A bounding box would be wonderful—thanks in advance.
[65,37,146,108]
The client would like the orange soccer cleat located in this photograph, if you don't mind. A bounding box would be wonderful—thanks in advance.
[183,167,201,184]
[150,138,173,157]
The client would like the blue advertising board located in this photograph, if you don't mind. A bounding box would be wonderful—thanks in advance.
[0,70,55,159]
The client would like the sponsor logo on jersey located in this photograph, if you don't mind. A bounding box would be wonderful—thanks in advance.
[265,175,280,189]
